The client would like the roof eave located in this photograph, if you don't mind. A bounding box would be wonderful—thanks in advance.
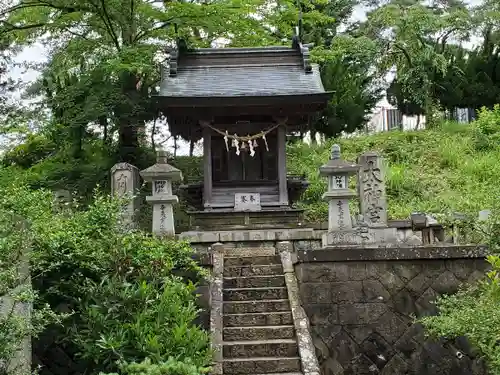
[154,92,334,108]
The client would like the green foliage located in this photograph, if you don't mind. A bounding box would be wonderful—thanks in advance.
[2,0,297,163]
[364,0,471,117]
[1,134,56,169]
[312,35,383,136]
[101,357,209,375]
[0,0,384,157]
[472,105,500,151]
[288,116,500,222]
[420,205,500,374]
[0,210,63,375]
[0,169,210,375]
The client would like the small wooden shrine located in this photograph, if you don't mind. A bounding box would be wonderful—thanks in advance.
[155,39,331,229]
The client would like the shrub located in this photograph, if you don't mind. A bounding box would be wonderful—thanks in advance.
[101,357,210,375]
[472,106,500,151]
[0,211,63,375]
[288,118,500,222]
[420,204,500,374]
[0,168,211,375]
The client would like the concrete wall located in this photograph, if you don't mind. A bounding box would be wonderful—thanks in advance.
[295,246,489,375]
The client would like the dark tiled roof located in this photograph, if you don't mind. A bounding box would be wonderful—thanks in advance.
[158,46,326,98]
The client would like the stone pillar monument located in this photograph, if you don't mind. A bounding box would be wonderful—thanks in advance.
[320,144,360,231]
[111,162,140,229]
[53,189,72,214]
[140,151,182,236]
[357,151,388,227]
[320,147,402,248]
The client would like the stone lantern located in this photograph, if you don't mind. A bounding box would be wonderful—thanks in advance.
[319,144,360,231]
[140,150,183,236]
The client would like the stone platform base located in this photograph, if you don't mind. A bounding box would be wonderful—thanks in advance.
[178,225,429,255]
[187,208,305,231]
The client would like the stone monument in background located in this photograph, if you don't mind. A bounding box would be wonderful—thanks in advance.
[111,162,140,230]
[321,147,416,247]
[53,189,72,214]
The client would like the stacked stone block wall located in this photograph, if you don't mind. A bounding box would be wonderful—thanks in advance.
[295,247,489,375]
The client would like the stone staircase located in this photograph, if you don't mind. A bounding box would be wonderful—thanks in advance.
[222,252,302,375]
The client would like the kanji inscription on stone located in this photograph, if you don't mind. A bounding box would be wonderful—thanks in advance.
[234,193,261,211]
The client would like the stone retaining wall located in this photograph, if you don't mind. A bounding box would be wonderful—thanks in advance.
[295,246,489,375]
[194,254,212,330]
[180,226,423,254]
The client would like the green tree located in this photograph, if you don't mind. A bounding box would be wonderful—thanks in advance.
[0,0,277,163]
[263,0,383,138]
[363,0,472,122]
[313,35,383,137]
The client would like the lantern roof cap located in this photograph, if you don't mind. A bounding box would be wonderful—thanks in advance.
[140,150,183,182]
[319,144,360,175]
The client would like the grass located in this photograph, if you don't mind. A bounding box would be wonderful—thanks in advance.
[288,120,500,222]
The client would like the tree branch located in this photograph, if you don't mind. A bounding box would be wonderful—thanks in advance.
[1,0,91,17]
[436,28,457,54]
[100,0,121,49]
[62,26,96,43]
[393,43,413,68]
[0,21,48,35]
[85,0,121,51]
[134,19,177,42]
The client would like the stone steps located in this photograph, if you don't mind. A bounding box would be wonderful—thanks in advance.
[224,325,296,341]
[223,248,277,258]
[221,249,303,375]
[223,339,299,358]
[224,312,293,327]
[224,287,288,301]
[224,264,283,277]
[225,255,281,267]
[224,275,286,288]
[223,357,302,374]
[223,299,291,314]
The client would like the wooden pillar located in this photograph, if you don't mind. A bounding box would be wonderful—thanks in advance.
[202,124,212,209]
[277,124,289,206]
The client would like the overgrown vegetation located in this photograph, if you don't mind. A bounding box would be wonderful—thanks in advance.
[0,172,210,375]
[0,210,62,375]
[289,109,500,223]
[3,0,500,372]
[419,205,500,375]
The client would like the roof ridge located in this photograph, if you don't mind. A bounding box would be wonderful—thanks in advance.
[185,46,298,54]
[179,63,305,70]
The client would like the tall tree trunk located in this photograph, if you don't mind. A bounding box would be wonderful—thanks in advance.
[151,117,157,154]
[117,71,141,164]
[310,130,317,145]
[71,123,83,159]
[189,140,195,156]
[99,115,110,147]
[118,118,139,164]
[173,136,178,158]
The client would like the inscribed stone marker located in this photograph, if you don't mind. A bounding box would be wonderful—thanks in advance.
[357,152,388,227]
[110,162,140,230]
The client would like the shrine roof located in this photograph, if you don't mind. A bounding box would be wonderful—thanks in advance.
[157,44,327,99]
